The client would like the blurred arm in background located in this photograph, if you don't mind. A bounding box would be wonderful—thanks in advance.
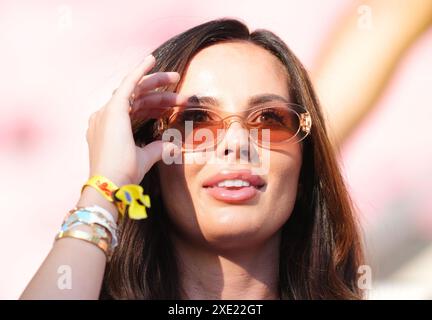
[312,0,432,147]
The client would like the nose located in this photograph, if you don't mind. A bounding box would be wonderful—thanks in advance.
[215,119,259,163]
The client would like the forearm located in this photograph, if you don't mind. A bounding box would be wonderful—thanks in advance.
[21,52,172,299]
[20,187,119,300]
[312,0,432,146]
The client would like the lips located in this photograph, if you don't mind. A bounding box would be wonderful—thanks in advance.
[202,169,266,204]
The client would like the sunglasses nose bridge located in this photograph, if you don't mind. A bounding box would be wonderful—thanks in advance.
[221,114,248,130]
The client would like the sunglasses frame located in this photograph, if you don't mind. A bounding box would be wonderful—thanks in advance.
[152,102,312,150]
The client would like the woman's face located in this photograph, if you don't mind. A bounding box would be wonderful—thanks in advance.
[157,42,302,251]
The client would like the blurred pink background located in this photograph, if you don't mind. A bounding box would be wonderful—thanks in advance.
[1,0,431,299]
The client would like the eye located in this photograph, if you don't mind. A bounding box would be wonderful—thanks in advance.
[179,109,212,123]
[253,108,285,125]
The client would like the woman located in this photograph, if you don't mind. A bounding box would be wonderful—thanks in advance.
[21,18,364,300]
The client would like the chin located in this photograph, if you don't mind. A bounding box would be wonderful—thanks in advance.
[198,205,260,227]
[202,232,261,252]
[197,222,265,248]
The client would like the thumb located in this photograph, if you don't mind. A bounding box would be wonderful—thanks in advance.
[136,140,182,176]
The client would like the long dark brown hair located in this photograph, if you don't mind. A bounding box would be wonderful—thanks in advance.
[100,18,364,299]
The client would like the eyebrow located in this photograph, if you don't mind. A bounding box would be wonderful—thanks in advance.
[186,93,290,108]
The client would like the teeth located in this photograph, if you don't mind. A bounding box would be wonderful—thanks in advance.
[242,181,250,187]
[217,179,251,188]
[234,180,243,187]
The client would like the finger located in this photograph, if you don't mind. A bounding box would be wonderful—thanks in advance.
[136,140,178,174]
[130,92,189,123]
[131,91,189,113]
[130,93,187,121]
[137,140,182,174]
[134,72,180,96]
[115,55,156,99]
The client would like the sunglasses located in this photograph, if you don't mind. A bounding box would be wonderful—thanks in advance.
[152,102,312,151]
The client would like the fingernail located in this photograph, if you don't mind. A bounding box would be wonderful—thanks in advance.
[169,72,180,81]
[176,92,190,102]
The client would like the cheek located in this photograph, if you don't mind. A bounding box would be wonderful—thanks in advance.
[263,146,303,223]
[270,153,301,197]
[156,145,303,247]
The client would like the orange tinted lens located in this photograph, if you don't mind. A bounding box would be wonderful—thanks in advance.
[248,107,300,143]
[168,108,223,150]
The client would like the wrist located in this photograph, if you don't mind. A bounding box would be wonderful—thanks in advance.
[77,186,119,222]
[90,172,133,187]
